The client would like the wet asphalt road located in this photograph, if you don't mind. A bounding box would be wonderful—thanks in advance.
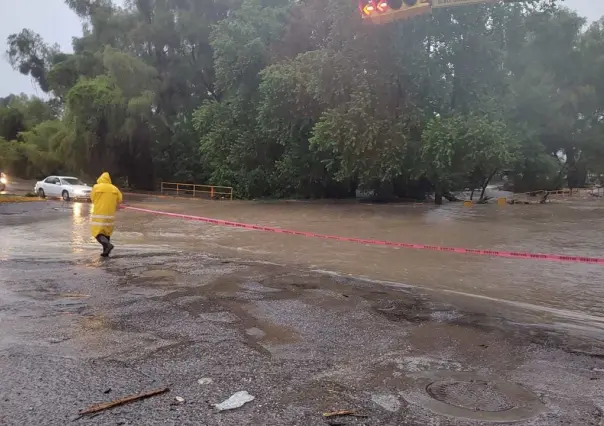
[2,199,604,425]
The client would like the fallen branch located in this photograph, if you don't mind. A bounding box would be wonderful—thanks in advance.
[323,410,355,417]
[443,191,462,202]
[60,293,90,299]
[79,387,170,415]
[323,410,368,418]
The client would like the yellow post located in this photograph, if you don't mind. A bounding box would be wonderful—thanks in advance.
[210,186,214,199]
[497,197,507,206]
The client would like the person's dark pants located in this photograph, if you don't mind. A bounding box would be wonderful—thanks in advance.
[96,234,114,257]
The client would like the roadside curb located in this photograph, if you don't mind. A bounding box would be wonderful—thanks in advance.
[0,196,45,203]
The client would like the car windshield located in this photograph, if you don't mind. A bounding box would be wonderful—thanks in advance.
[61,178,85,186]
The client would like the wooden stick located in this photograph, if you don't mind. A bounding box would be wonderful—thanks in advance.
[60,294,90,298]
[323,410,368,418]
[80,387,169,415]
[323,410,356,417]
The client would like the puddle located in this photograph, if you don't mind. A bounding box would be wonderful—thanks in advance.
[139,269,179,280]
[80,315,108,331]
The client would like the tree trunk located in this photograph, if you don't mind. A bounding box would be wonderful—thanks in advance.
[567,164,587,189]
[565,147,588,189]
[126,124,155,190]
[479,171,497,202]
[479,181,488,200]
[470,188,475,200]
[435,190,443,205]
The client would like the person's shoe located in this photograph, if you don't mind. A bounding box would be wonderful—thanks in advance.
[101,242,114,257]
[98,235,110,257]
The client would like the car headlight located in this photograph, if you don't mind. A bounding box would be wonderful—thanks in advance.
[0,177,6,184]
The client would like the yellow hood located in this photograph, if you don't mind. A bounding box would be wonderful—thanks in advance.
[97,172,112,185]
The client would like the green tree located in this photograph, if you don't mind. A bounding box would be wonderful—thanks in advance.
[6,29,62,93]
[421,114,516,203]
[193,0,291,198]
[0,107,25,141]
[2,0,600,199]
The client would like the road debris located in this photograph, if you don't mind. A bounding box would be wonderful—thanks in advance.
[323,410,355,417]
[213,391,255,411]
[48,337,71,344]
[60,293,91,299]
[323,410,367,418]
[79,387,170,415]
[174,396,185,404]
[197,377,213,385]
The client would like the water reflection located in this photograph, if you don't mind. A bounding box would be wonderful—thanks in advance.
[73,202,82,219]
[71,202,90,253]
[0,201,97,261]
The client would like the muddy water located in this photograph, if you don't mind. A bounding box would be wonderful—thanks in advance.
[2,197,604,331]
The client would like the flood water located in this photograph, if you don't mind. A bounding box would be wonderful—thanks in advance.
[2,196,604,335]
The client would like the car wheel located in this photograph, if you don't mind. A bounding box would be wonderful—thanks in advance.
[0,184,5,192]
[38,188,45,198]
[62,190,70,201]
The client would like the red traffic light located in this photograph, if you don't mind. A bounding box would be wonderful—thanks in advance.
[359,0,431,22]
[359,0,375,16]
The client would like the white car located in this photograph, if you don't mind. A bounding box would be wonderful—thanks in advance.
[35,176,92,201]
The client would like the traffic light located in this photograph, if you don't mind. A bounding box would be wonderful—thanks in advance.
[359,0,432,24]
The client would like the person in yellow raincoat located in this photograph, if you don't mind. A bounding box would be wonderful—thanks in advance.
[91,172,123,257]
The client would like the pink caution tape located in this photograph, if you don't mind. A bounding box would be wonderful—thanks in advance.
[123,206,604,265]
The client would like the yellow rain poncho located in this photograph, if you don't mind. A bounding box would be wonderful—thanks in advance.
[90,172,123,238]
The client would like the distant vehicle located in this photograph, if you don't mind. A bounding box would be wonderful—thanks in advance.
[0,172,7,191]
[34,176,92,201]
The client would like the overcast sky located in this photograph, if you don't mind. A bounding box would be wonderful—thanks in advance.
[0,0,602,97]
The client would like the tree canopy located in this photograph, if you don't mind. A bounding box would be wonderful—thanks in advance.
[2,0,604,201]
